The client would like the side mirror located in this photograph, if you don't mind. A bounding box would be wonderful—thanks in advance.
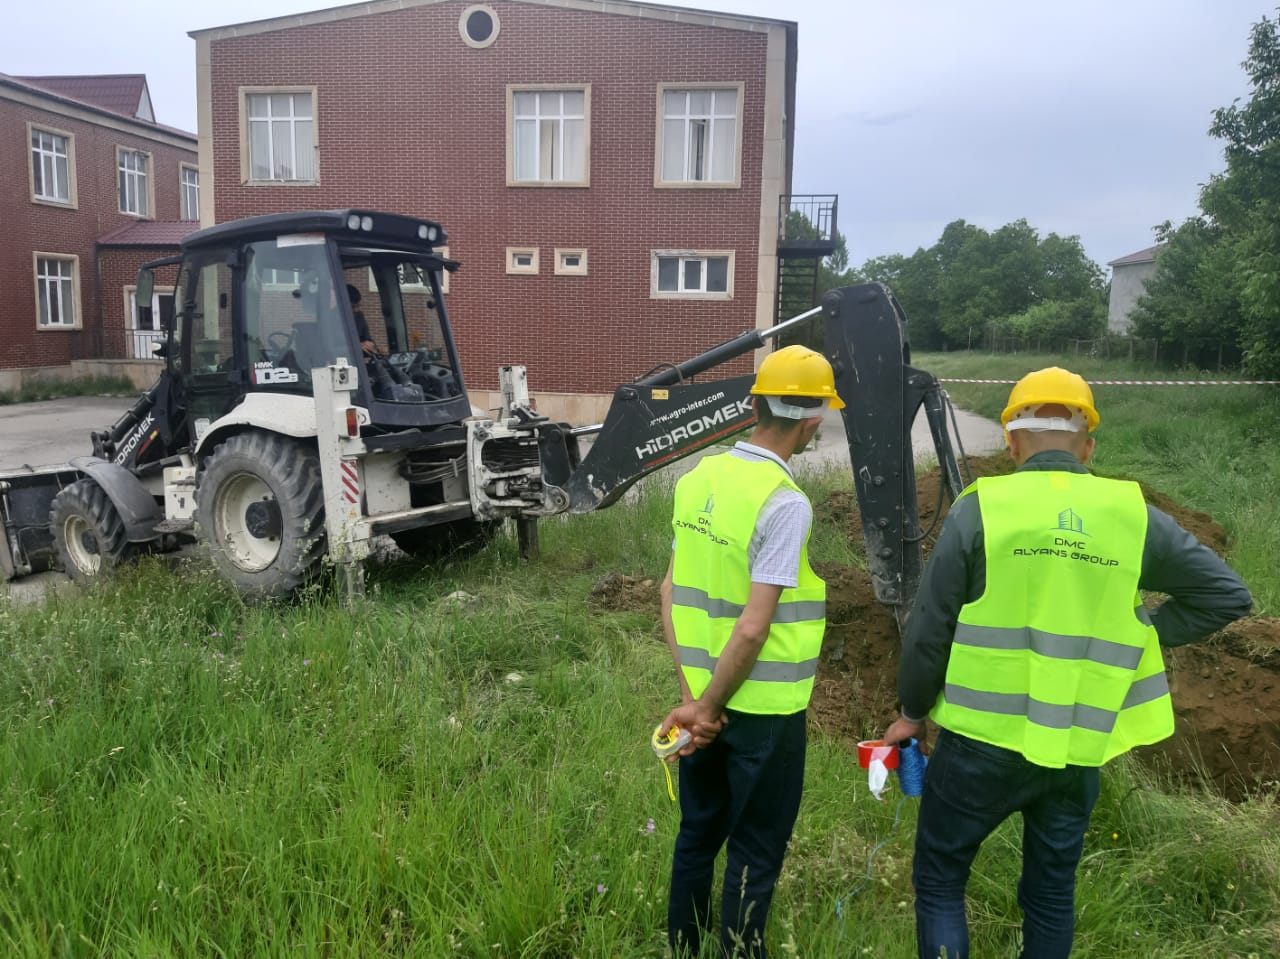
[135,268,154,307]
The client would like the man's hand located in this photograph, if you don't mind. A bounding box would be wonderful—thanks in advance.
[361,340,378,356]
[660,699,727,757]
[883,715,926,752]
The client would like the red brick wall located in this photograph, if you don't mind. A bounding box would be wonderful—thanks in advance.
[98,247,183,361]
[0,96,196,369]
[209,1,769,395]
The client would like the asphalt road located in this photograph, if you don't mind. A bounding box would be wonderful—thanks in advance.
[0,394,1006,604]
[0,395,135,472]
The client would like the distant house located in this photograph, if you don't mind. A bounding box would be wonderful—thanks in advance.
[190,0,834,421]
[0,72,198,389]
[1107,244,1164,333]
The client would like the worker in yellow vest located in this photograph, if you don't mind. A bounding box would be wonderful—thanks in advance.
[883,366,1253,959]
[658,344,843,958]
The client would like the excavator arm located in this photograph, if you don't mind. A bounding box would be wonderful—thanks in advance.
[537,283,969,626]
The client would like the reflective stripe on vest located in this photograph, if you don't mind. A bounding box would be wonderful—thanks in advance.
[670,584,826,625]
[669,453,826,715]
[943,669,1170,733]
[930,470,1174,767]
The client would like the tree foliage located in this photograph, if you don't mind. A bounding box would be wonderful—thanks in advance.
[848,219,1107,350]
[1135,12,1280,374]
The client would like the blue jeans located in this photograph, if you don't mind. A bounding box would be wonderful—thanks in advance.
[667,709,807,958]
[913,729,1101,959]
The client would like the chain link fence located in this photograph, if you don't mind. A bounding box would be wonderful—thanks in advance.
[974,332,1239,369]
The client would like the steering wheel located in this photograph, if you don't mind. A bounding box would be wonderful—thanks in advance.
[266,330,294,360]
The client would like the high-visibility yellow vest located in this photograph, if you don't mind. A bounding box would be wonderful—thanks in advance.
[670,453,826,715]
[930,470,1174,767]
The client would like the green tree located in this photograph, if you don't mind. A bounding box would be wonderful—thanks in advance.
[1129,218,1245,366]
[1136,13,1280,373]
[1206,12,1280,374]
[855,218,1106,350]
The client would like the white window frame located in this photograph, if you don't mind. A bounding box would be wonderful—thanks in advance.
[124,284,175,359]
[436,246,450,294]
[554,248,588,276]
[506,84,591,187]
[459,4,500,48]
[260,267,306,290]
[33,253,82,330]
[650,250,735,300]
[368,247,450,295]
[180,163,200,220]
[29,123,77,207]
[654,83,744,188]
[506,247,539,275]
[117,147,152,217]
[239,86,319,185]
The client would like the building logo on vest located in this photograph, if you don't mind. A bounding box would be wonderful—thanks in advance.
[1013,507,1118,567]
[1054,508,1089,537]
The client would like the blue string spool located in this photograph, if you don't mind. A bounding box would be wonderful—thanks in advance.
[895,737,928,796]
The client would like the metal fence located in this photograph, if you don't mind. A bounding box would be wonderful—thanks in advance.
[978,333,1240,368]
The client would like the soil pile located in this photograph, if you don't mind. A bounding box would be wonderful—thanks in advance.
[598,455,1280,800]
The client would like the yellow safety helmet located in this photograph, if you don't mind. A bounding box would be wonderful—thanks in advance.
[1000,366,1099,433]
[750,345,846,411]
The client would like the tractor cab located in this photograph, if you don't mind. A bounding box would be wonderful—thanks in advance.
[137,210,469,444]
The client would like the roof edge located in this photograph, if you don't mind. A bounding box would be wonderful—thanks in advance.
[189,0,794,41]
[0,73,196,142]
[1107,243,1166,267]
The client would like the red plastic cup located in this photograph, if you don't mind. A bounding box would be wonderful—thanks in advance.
[856,739,900,770]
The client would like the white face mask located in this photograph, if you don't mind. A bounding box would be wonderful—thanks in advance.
[764,395,830,420]
[1004,405,1088,433]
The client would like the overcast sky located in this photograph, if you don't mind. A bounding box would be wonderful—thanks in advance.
[2,0,1272,270]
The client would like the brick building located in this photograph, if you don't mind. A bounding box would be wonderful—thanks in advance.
[192,0,831,420]
[0,73,198,389]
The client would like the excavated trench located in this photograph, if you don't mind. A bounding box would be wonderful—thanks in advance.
[592,454,1280,801]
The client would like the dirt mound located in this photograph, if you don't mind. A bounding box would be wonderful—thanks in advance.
[601,456,1280,799]
[589,572,660,613]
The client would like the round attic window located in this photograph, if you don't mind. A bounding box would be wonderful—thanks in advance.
[460,4,499,48]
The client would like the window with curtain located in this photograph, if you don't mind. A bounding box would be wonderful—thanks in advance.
[511,87,588,185]
[246,91,316,182]
[180,165,200,219]
[31,128,71,203]
[659,87,739,185]
[118,148,150,216]
[652,251,733,299]
[35,256,78,327]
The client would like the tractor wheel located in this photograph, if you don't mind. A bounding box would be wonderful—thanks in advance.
[50,480,134,584]
[390,518,501,561]
[195,432,326,600]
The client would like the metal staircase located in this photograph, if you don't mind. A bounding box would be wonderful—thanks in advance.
[775,195,838,346]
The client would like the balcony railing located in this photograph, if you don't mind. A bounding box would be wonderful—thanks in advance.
[778,195,838,256]
[128,330,165,360]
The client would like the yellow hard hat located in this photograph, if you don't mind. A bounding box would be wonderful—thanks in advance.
[750,345,846,410]
[1001,367,1099,432]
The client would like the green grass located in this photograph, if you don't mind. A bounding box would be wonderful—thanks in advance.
[0,376,136,406]
[2,353,1279,956]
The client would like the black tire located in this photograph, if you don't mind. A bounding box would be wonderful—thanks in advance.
[49,479,134,584]
[195,432,326,600]
[390,518,501,561]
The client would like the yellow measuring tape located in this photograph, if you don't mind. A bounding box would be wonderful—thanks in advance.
[651,725,691,802]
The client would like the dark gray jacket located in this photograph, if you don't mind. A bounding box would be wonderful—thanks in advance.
[898,449,1254,721]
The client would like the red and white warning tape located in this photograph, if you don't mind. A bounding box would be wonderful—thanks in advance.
[938,378,1280,386]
